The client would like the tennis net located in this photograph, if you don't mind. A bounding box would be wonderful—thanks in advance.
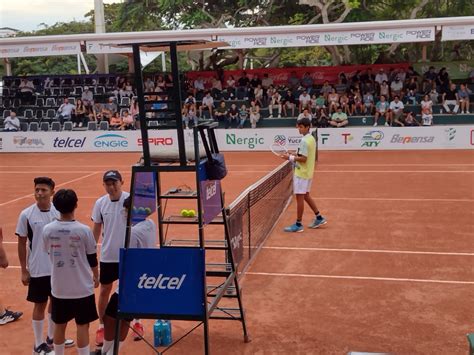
[227,160,293,276]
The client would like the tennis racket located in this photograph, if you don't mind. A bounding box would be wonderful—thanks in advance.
[270,142,288,157]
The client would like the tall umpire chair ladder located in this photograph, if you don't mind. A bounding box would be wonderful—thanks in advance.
[113,41,250,355]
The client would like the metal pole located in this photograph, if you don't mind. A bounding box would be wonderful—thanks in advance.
[169,42,186,166]
[77,54,81,74]
[132,44,151,166]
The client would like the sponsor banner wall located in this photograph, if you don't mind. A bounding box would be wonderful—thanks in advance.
[0,42,81,58]
[186,63,410,87]
[1,126,472,153]
[217,27,435,49]
[442,25,474,41]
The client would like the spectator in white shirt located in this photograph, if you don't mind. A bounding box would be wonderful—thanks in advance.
[389,96,405,126]
[57,98,76,125]
[375,69,388,85]
[199,92,214,119]
[81,87,94,108]
[193,77,205,96]
[390,77,404,98]
[3,111,20,132]
[298,91,311,112]
[268,91,282,118]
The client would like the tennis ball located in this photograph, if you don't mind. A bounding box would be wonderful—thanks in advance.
[187,209,196,217]
[138,207,146,214]
[181,209,189,217]
[144,207,152,214]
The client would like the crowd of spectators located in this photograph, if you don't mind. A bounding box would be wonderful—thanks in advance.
[1,66,473,132]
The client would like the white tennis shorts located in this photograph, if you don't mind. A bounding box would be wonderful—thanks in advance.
[293,176,312,194]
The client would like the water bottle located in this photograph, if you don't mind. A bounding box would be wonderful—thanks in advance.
[161,320,173,346]
[153,320,163,347]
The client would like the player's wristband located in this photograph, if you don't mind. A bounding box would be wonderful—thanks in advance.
[289,154,295,162]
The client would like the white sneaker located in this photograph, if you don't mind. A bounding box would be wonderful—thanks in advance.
[78,122,83,128]
[278,114,281,118]
[384,122,389,127]
[268,115,273,119]
[466,111,470,114]
[373,122,378,127]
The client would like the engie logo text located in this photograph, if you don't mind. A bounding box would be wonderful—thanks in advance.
[94,134,128,148]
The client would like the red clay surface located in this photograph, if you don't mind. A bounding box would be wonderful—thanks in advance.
[0,150,473,354]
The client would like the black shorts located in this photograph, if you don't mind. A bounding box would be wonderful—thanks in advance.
[51,294,98,325]
[100,262,119,285]
[27,276,51,303]
[105,293,133,322]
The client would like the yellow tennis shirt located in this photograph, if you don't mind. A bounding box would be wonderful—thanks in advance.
[295,133,316,180]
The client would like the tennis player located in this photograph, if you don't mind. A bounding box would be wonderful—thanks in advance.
[0,227,23,325]
[92,170,131,346]
[16,177,74,354]
[42,189,99,355]
[279,117,327,232]
[101,196,157,355]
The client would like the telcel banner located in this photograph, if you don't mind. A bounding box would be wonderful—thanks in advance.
[118,248,206,318]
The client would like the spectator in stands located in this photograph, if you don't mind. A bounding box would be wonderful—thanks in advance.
[225,75,236,100]
[268,90,282,118]
[361,67,375,84]
[327,88,339,114]
[337,73,348,92]
[144,77,155,92]
[375,68,388,86]
[436,67,450,93]
[351,70,362,84]
[297,108,312,122]
[329,106,348,128]
[249,100,260,129]
[101,97,118,121]
[389,95,405,127]
[165,74,173,89]
[390,76,404,98]
[282,90,296,117]
[288,71,300,91]
[423,66,437,86]
[209,77,222,100]
[397,68,407,83]
[404,89,418,105]
[339,93,350,115]
[362,80,376,96]
[214,100,228,123]
[182,98,197,129]
[228,103,239,128]
[373,95,390,126]
[352,89,363,115]
[120,110,135,130]
[457,83,472,114]
[250,74,262,91]
[238,104,248,128]
[316,108,329,128]
[442,83,459,114]
[3,111,20,132]
[404,111,421,126]
[301,72,314,94]
[56,97,76,125]
[312,93,326,115]
[420,95,434,126]
[261,73,273,102]
[405,66,420,82]
[119,80,134,98]
[18,78,35,104]
[109,112,122,130]
[237,72,250,99]
[193,76,205,97]
[129,98,139,121]
[200,91,214,119]
[363,91,374,115]
[254,84,264,106]
[298,91,311,112]
[81,86,94,108]
[320,81,333,99]
[154,75,167,94]
[90,102,103,122]
[72,99,88,128]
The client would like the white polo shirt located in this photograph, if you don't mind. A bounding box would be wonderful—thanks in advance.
[43,220,97,299]
[16,204,59,278]
[91,192,129,263]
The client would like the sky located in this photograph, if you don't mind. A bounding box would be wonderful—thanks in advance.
[0,0,122,32]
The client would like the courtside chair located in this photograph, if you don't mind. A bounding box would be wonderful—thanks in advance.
[51,121,61,132]
[35,109,44,120]
[2,110,10,119]
[29,122,39,131]
[20,122,28,132]
[63,121,73,131]
[46,109,56,120]
[40,122,49,132]
[35,98,45,107]
[96,86,106,95]
[45,97,56,107]
[24,109,34,120]
[73,86,83,96]
[99,121,109,130]
[87,121,98,131]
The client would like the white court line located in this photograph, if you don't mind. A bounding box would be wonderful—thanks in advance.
[317,197,473,202]
[0,172,100,207]
[246,272,474,285]
[261,246,474,256]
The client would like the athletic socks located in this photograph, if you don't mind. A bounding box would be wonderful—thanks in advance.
[77,345,90,355]
[54,342,65,355]
[47,313,54,340]
[315,212,323,220]
[32,319,44,348]
[296,220,302,227]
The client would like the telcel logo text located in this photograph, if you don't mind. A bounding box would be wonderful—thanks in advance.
[53,137,86,148]
[137,273,186,290]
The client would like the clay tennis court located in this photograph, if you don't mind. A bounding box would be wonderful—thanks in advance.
[0,149,473,354]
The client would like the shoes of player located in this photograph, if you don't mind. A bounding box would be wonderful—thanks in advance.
[284,223,304,233]
[46,337,75,349]
[384,122,389,126]
[0,309,23,325]
[95,327,105,346]
[308,216,327,229]
[132,321,145,341]
[33,342,54,354]
[373,122,378,127]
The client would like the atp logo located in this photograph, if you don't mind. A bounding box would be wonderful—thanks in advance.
[361,130,384,147]
[273,135,286,146]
